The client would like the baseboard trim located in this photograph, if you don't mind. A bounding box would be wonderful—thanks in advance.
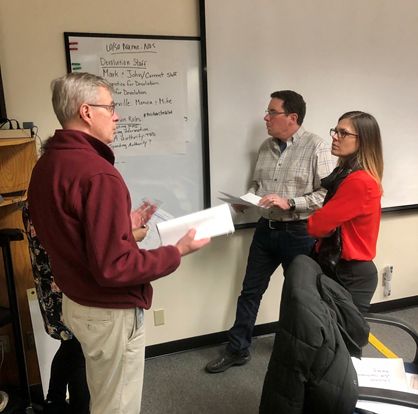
[145,321,279,359]
[146,296,418,358]
[369,295,418,313]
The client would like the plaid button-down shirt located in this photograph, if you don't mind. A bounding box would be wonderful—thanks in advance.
[249,126,335,221]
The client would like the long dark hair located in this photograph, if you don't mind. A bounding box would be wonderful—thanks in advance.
[338,111,383,185]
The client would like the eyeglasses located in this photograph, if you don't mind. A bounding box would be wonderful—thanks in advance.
[265,110,287,118]
[329,128,358,139]
[87,103,116,115]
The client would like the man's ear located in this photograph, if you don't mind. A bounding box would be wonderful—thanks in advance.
[79,104,92,122]
[289,112,298,124]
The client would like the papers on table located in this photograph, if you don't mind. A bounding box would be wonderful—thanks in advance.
[352,357,409,392]
[157,203,235,246]
[218,191,263,208]
[356,400,418,413]
[353,357,418,413]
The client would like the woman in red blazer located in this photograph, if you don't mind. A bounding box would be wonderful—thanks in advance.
[308,111,383,313]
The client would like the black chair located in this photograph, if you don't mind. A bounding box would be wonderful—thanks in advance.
[354,312,418,413]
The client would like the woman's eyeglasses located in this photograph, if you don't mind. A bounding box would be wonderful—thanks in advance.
[329,128,358,139]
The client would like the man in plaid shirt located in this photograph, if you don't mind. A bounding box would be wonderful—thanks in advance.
[206,90,335,373]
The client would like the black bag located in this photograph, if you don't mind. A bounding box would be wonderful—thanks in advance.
[311,164,358,279]
[312,227,342,279]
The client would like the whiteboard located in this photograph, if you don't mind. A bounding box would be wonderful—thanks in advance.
[65,33,208,217]
[204,0,418,225]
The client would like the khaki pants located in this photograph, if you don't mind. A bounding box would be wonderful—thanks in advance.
[62,295,145,414]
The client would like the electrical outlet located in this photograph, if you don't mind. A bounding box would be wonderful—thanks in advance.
[22,121,35,137]
[383,265,393,281]
[153,309,165,326]
[0,335,10,353]
[383,265,393,297]
[22,121,34,130]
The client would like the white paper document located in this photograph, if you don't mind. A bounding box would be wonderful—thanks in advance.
[352,357,409,392]
[157,203,235,246]
[218,191,262,207]
[356,400,418,413]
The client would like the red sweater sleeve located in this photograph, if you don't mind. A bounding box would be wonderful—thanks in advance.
[84,173,181,288]
[307,172,377,237]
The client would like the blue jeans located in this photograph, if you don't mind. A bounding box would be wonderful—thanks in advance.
[227,218,315,354]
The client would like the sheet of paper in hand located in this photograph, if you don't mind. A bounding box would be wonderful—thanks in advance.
[157,203,235,246]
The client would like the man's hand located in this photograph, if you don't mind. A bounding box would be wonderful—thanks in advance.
[131,201,159,243]
[175,229,211,256]
[131,201,158,228]
[132,225,149,242]
[231,203,249,213]
[258,194,291,210]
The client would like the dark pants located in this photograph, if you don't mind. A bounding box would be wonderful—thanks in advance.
[227,218,315,354]
[336,259,378,314]
[46,337,89,414]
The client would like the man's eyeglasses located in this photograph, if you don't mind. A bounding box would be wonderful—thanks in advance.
[329,128,358,139]
[265,110,287,118]
[88,103,116,115]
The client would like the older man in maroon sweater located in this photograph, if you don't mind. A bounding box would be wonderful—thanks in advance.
[28,72,210,414]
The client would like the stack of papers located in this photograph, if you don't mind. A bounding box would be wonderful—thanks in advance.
[354,358,418,413]
[218,191,263,208]
[352,357,409,392]
[157,203,235,246]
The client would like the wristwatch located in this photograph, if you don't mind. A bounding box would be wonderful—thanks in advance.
[287,198,296,210]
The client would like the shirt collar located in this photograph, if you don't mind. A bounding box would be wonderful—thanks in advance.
[273,125,305,148]
[288,126,305,146]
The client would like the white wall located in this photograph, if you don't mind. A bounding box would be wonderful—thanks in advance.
[205,0,418,212]
[375,212,418,304]
[1,0,417,347]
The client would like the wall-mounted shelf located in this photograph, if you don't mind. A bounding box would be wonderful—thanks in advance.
[0,136,36,199]
[0,137,33,147]
[0,193,27,208]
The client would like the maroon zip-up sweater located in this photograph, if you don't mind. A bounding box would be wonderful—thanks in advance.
[28,130,181,309]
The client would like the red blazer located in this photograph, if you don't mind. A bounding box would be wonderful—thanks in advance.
[307,170,381,261]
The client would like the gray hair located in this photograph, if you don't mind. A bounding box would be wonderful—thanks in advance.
[51,72,114,126]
